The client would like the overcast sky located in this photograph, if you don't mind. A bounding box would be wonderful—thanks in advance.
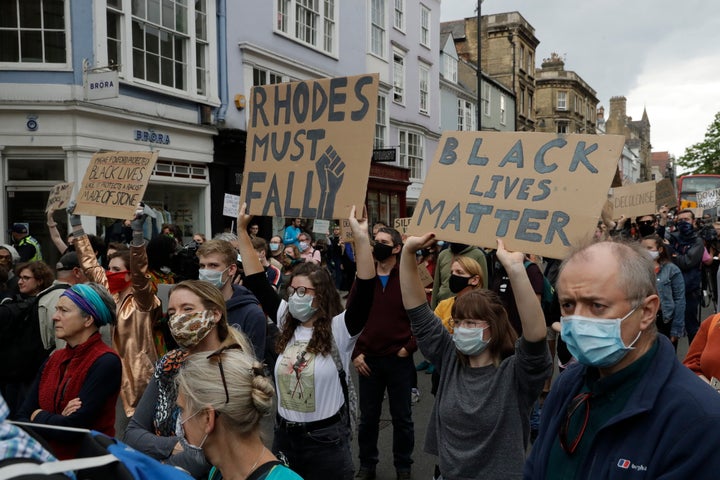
[440,0,720,159]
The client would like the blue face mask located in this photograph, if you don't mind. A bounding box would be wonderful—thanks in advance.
[288,293,317,323]
[560,307,641,368]
[198,266,229,288]
[677,221,694,236]
[452,326,490,356]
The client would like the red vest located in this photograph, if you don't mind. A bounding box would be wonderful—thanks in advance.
[38,332,119,459]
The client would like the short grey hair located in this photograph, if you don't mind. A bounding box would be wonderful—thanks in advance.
[214,232,239,243]
[559,240,657,306]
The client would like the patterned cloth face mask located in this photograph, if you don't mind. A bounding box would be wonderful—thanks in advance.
[169,310,216,348]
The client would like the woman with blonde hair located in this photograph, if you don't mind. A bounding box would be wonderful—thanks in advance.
[125,280,253,478]
[434,255,484,333]
[176,348,302,479]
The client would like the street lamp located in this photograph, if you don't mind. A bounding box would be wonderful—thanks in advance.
[476,0,484,131]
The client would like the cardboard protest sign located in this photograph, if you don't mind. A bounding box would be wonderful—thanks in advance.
[223,193,240,217]
[75,151,158,219]
[610,181,657,218]
[697,188,720,209]
[339,218,354,243]
[655,178,677,208]
[394,217,412,235]
[418,263,433,287]
[241,74,379,221]
[312,219,330,235]
[406,132,624,259]
[46,182,75,212]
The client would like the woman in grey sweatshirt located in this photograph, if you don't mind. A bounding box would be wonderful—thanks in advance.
[399,234,552,480]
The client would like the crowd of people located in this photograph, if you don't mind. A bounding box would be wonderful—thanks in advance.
[3,201,720,479]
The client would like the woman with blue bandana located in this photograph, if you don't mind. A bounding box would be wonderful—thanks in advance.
[17,283,121,460]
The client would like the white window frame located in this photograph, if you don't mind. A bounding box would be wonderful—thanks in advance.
[107,0,217,101]
[399,129,424,181]
[420,5,430,48]
[252,66,290,86]
[483,82,491,116]
[457,99,475,131]
[528,91,533,119]
[0,0,71,70]
[374,94,388,148]
[419,61,430,115]
[500,94,506,125]
[557,121,568,134]
[273,0,338,56]
[393,0,404,31]
[369,0,386,58]
[442,52,457,83]
[557,91,567,111]
[393,47,405,105]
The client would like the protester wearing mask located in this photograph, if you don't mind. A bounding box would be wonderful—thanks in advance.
[196,239,267,361]
[268,235,285,271]
[430,242,489,309]
[352,227,416,480]
[640,234,685,347]
[236,203,375,480]
[665,208,705,343]
[68,202,163,429]
[125,280,252,479]
[526,240,720,479]
[399,234,550,480]
[298,232,322,264]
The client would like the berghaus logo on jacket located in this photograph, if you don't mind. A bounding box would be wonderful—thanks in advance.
[617,458,647,471]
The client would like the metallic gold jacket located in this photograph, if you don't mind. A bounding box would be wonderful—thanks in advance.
[77,234,162,416]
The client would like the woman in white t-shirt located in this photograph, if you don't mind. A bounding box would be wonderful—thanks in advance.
[236,203,374,480]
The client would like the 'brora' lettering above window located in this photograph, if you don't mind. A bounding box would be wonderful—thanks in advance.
[134,129,171,145]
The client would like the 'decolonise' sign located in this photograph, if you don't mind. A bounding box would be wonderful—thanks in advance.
[610,181,658,218]
[75,151,158,219]
[241,74,379,220]
[407,132,624,260]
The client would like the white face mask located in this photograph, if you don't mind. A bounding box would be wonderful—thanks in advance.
[198,266,230,288]
[648,250,660,260]
[288,293,317,322]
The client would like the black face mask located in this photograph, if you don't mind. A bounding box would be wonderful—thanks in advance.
[449,274,471,294]
[373,243,394,261]
[450,243,468,255]
[637,222,655,237]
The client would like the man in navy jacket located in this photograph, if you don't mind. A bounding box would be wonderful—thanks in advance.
[525,241,720,479]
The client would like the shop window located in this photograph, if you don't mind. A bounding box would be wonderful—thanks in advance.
[153,160,207,180]
[7,159,65,181]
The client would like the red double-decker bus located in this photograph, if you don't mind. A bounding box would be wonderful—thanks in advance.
[677,174,720,209]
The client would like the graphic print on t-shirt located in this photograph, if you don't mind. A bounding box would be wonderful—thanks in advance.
[278,340,316,412]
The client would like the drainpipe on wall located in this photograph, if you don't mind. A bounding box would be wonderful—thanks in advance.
[216,0,229,123]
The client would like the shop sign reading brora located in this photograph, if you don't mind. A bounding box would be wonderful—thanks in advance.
[241,73,379,220]
[406,132,624,260]
[74,151,158,219]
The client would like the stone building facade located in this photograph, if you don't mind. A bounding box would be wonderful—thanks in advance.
[605,96,652,181]
[534,53,599,135]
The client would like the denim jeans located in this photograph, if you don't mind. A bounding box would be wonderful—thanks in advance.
[357,354,415,472]
[272,414,353,480]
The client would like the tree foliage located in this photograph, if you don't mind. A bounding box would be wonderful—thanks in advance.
[677,112,720,174]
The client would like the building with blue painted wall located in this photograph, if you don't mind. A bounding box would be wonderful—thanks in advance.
[0,0,219,267]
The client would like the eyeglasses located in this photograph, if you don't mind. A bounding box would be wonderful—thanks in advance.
[449,318,488,329]
[559,391,592,454]
[18,275,35,281]
[206,343,243,404]
[287,286,316,297]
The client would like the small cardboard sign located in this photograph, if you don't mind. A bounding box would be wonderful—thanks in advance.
[339,218,354,243]
[610,181,657,218]
[655,178,677,208]
[223,193,240,217]
[394,217,412,234]
[697,188,720,209]
[241,73,379,221]
[406,132,624,259]
[46,182,75,212]
[312,219,330,235]
[418,263,433,287]
[75,151,158,219]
